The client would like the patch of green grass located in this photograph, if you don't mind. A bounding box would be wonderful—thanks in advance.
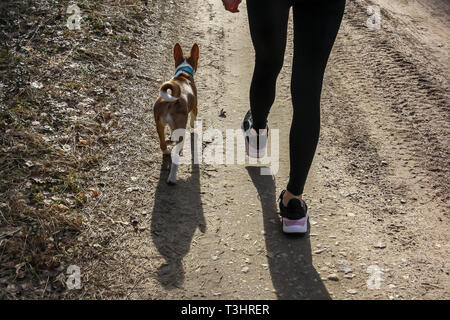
[14,55,23,65]
[81,154,99,169]
[86,14,105,35]
[64,172,82,194]
[77,0,95,11]
[30,191,44,207]
[9,104,33,119]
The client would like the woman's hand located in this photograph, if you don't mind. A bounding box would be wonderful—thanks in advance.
[222,0,242,13]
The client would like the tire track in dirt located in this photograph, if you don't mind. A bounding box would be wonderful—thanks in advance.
[313,0,449,298]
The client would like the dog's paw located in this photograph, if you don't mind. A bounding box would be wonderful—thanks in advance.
[167,161,178,185]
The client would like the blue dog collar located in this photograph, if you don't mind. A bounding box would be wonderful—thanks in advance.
[173,60,195,78]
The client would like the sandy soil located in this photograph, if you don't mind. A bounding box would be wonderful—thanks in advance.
[74,0,449,299]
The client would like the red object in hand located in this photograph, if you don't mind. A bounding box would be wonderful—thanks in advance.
[222,0,242,13]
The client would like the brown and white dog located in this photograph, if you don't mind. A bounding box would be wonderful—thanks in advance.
[153,43,199,184]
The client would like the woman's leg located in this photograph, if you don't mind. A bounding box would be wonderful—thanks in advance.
[286,0,346,196]
[246,0,291,131]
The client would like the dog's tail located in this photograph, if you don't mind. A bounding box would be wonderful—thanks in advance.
[160,80,181,102]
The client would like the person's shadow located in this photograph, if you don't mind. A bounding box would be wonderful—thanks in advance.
[246,166,330,300]
[151,132,206,289]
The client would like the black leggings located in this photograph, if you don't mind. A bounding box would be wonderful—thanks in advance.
[247,0,345,195]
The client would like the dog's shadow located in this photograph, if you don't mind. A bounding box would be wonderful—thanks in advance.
[246,166,330,300]
[150,133,205,289]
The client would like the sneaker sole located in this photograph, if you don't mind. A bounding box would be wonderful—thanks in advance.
[282,213,309,234]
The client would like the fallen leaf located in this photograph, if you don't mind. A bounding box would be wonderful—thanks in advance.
[75,216,83,225]
[57,204,69,212]
[88,188,99,197]
[77,140,88,146]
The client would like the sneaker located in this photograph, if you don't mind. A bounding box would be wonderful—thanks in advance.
[241,110,268,158]
[278,190,309,234]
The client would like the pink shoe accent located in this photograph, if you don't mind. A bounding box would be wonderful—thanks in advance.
[283,217,307,227]
[247,143,260,154]
[247,140,267,154]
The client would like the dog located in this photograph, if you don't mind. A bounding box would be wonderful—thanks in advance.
[153,43,199,184]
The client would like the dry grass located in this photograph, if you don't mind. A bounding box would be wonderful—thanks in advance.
[0,0,151,299]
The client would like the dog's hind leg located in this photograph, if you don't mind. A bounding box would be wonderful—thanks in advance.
[167,114,188,185]
[156,120,170,155]
[167,138,184,185]
[167,152,180,185]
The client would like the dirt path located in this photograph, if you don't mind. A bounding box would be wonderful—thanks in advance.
[76,0,449,299]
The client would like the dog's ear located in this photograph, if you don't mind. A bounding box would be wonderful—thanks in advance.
[173,43,184,67]
[190,43,199,62]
